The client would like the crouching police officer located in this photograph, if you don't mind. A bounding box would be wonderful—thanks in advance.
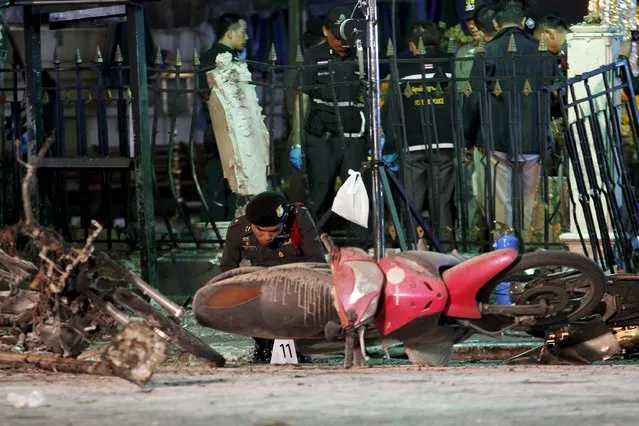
[220,191,326,362]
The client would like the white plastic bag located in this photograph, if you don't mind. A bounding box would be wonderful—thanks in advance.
[331,169,369,228]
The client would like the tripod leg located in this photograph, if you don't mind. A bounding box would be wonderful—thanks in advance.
[379,166,408,251]
[384,162,444,252]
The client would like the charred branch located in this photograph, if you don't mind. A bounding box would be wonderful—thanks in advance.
[0,249,39,292]
[15,137,54,227]
[0,351,113,376]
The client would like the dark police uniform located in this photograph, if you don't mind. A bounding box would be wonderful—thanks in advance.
[197,43,239,222]
[384,46,456,247]
[298,37,369,230]
[220,204,326,272]
[218,191,325,362]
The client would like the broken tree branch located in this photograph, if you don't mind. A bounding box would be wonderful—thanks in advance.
[15,137,53,227]
[0,248,38,292]
[0,351,113,376]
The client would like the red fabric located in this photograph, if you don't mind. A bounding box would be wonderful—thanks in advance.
[289,202,304,253]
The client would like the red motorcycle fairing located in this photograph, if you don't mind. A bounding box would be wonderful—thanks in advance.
[374,254,449,337]
[331,247,385,328]
[442,248,520,319]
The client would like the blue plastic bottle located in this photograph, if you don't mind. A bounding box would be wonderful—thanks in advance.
[493,226,519,305]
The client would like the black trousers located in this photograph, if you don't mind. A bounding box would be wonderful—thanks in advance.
[305,132,370,241]
[402,148,456,249]
[200,125,237,222]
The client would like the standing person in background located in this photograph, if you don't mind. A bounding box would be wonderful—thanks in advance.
[464,0,557,236]
[290,6,370,246]
[383,21,456,250]
[465,3,497,242]
[534,14,569,74]
[197,13,249,223]
[455,0,491,93]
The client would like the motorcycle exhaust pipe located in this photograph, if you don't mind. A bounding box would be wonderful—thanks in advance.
[124,270,185,320]
[97,252,185,320]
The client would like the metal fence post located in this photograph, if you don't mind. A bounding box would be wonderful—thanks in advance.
[23,6,44,224]
[127,3,157,286]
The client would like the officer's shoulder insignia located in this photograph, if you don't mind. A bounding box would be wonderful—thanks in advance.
[228,218,245,231]
[245,225,251,232]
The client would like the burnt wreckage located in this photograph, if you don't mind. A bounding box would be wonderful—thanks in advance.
[0,139,225,386]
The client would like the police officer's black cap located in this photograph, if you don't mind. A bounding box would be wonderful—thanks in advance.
[307,14,324,37]
[325,6,352,40]
[246,191,288,227]
[464,0,477,19]
[464,0,496,20]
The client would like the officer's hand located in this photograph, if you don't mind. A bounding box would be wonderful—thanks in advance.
[464,147,474,164]
[290,145,303,171]
[382,153,399,173]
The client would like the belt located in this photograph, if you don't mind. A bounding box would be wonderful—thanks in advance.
[408,143,454,151]
[312,98,365,108]
[341,111,366,138]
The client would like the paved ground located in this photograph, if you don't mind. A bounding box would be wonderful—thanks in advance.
[2,313,636,425]
[2,363,638,426]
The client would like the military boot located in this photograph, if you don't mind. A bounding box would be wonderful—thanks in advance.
[251,338,273,363]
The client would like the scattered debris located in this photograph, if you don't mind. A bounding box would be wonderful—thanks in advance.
[0,138,224,386]
[6,390,46,408]
[0,351,111,376]
[102,323,168,388]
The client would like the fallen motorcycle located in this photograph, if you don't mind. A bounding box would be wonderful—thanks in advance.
[321,234,607,367]
[193,233,607,367]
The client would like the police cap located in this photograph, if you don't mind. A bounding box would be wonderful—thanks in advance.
[325,6,352,40]
[245,191,288,227]
[464,0,496,20]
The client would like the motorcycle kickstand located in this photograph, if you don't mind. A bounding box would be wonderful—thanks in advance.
[344,327,370,368]
[344,330,355,368]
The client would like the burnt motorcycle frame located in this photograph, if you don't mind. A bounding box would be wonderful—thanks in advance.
[0,139,225,367]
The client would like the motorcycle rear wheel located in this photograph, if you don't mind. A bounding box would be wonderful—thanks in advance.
[473,250,607,333]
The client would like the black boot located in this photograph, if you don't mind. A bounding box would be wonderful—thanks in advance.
[296,351,312,363]
[252,338,273,363]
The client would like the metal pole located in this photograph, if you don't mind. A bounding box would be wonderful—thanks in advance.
[23,6,44,224]
[127,4,157,287]
[365,0,384,260]
[288,0,302,66]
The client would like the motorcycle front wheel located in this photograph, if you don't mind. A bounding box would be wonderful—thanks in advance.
[473,250,607,333]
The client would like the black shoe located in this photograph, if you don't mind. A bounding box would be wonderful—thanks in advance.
[252,338,273,363]
[297,352,312,363]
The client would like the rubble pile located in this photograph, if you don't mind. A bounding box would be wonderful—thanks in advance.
[0,139,223,387]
